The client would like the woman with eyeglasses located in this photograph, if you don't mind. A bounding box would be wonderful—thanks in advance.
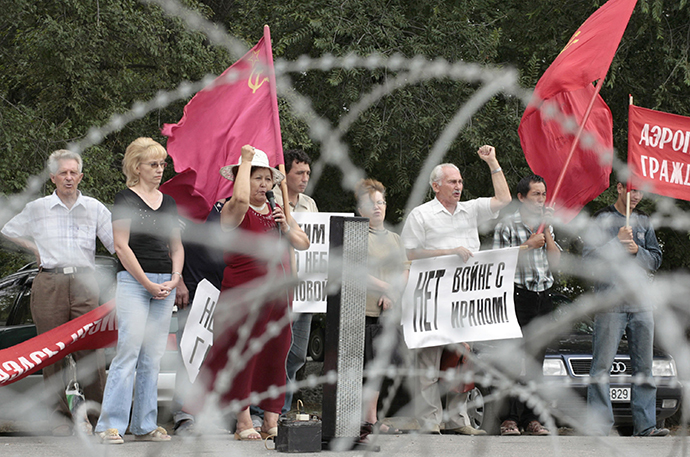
[355,179,409,436]
[95,137,183,444]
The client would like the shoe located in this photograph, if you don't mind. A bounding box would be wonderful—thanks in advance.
[173,419,194,436]
[500,420,521,436]
[639,427,670,437]
[524,421,550,436]
[97,428,124,444]
[447,425,487,436]
[234,427,261,440]
[259,426,278,440]
[135,426,171,442]
[52,424,73,437]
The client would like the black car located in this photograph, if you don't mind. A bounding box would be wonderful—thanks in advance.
[0,257,179,422]
[465,294,682,435]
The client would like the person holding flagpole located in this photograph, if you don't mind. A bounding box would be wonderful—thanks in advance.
[583,181,668,437]
[493,174,560,436]
[190,145,309,441]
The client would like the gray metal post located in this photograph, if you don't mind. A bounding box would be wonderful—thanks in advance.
[322,216,368,448]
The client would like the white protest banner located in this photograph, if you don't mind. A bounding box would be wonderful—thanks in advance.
[292,212,353,313]
[180,279,219,382]
[401,247,522,349]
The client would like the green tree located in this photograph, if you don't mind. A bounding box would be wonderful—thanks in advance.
[0,0,229,276]
[204,0,525,217]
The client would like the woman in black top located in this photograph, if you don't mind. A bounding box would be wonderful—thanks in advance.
[95,138,183,444]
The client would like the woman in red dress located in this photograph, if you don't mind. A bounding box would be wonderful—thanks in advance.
[203,145,309,440]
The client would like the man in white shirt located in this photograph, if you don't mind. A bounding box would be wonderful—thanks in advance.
[401,145,511,435]
[2,149,115,436]
[274,149,318,413]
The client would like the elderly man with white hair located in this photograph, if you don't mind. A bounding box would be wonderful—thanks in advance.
[2,149,114,436]
[401,145,511,435]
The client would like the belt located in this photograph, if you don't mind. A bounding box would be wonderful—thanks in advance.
[39,266,94,275]
[515,286,551,297]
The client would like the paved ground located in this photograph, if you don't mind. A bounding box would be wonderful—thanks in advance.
[0,432,685,457]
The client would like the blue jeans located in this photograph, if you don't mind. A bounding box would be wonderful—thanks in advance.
[95,271,175,436]
[283,312,312,413]
[587,311,656,436]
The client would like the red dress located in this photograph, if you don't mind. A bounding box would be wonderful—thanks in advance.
[196,206,292,414]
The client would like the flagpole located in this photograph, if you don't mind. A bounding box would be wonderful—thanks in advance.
[538,77,607,233]
[548,77,606,207]
[626,94,633,227]
[263,24,297,275]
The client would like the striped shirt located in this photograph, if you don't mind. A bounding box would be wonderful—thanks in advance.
[2,191,115,269]
[493,209,556,292]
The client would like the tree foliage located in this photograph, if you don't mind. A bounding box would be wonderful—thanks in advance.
[3,0,690,280]
[0,0,227,201]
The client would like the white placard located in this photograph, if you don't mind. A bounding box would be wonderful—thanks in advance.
[401,247,522,348]
[179,279,219,382]
[292,212,353,313]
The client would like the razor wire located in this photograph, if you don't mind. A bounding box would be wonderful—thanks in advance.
[1,0,690,456]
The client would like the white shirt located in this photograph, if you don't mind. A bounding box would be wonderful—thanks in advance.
[401,197,497,253]
[2,191,115,269]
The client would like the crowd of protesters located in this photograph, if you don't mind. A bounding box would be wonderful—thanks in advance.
[0,139,670,444]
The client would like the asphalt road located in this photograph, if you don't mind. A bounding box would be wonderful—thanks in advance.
[0,432,684,457]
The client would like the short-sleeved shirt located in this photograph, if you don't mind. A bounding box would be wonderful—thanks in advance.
[1,191,114,269]
[401,197,497,253]
[112,188,179,273]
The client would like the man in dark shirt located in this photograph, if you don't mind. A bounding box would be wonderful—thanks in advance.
[583,182,667,437]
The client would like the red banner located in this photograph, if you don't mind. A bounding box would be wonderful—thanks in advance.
[628,104,690,201]
[519,0,637,222]
[160,25,284,221]
[0,301,117,386]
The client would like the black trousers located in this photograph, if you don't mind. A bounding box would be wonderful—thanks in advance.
[504,286,554,426]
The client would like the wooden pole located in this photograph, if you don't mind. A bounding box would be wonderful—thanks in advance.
[537,77,606,234]
[626,94,633,228]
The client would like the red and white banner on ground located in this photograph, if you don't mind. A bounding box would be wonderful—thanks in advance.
[628,104,690,201]
[0,301,117,386]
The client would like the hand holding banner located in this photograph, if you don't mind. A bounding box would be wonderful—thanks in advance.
[180,279,219,383]
[401,248,522,349]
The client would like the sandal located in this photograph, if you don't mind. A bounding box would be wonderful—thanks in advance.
[234,427,261,441]
[500,420,521,436]
[259,426,278,440]
[98,428,124,444]
[135,426,171,442]
[374,421,401,435]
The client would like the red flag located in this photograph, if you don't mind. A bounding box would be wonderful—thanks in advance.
[0,301,117,386]
[628,104,690,200]
[518,0,637,222]
[160,26,284,221]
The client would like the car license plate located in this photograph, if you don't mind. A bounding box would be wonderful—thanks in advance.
[610,387,631,402]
